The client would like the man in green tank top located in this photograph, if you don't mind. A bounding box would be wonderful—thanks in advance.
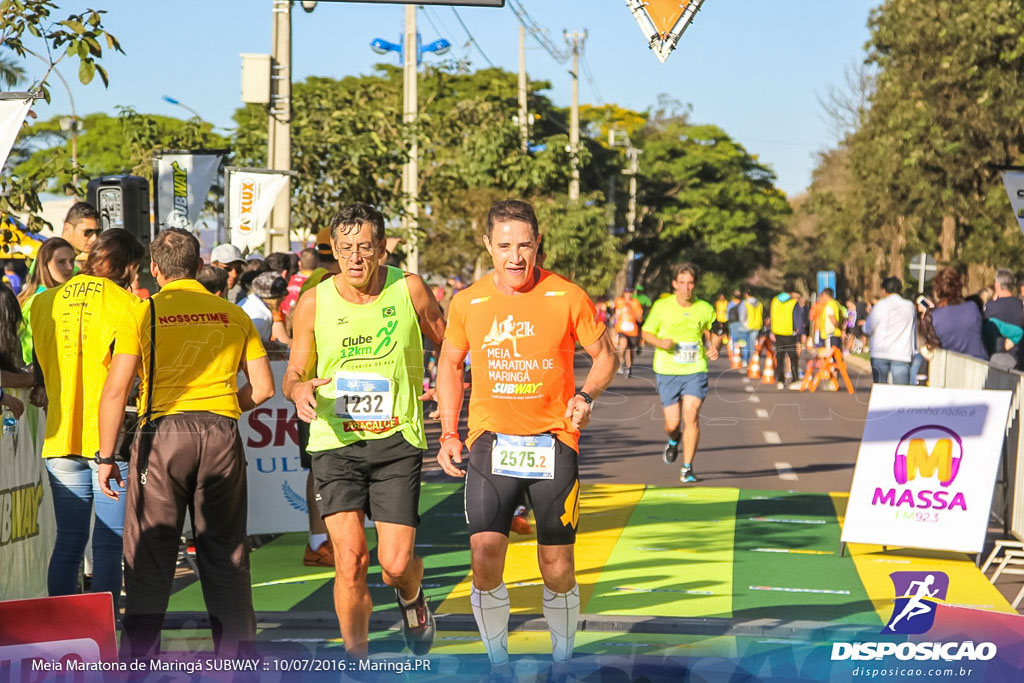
[283,204,446,660]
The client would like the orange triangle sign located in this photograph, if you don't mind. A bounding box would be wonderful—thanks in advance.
[645,0,691,37]
[625,0,708,63]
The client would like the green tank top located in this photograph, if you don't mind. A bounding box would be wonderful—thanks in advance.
[308,266,426,451]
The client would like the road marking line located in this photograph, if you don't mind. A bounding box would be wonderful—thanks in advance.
[763,430,781,444]
[749,517,826,525]
[749,585,850,595]
[751,548,833,555]
[748,396,760,403]
[745,386,755,393]
[613,586,714,596]
[755,409,769,419]
[775,461,798,480]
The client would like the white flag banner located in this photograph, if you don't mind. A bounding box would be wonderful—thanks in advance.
[226,169,289,251]
[0,98,33,174]
[1001,170,1024,237]
[155,153,222,230]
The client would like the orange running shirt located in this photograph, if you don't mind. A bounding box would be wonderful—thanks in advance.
[445,269,605,450]
[613,296,643,337]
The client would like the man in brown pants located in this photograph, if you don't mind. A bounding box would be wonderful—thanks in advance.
[97,228,275,659]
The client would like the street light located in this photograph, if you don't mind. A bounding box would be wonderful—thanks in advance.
[161,95,203,120]
[370,17,450,274]
[368,34,450,64]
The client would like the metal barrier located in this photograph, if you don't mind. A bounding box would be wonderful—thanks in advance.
[928,348,1024,540]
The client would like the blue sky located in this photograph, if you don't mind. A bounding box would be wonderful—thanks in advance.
[27,0,880,196]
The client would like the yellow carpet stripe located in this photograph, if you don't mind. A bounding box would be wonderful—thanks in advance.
[829,492,1015,625]
[437,483,644,615]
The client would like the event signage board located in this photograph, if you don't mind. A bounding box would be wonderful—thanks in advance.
[153,152,223,231]
[841,385,1012,554]
[240,361,308,534]
[0,593,118,677]
[225,167,290,252]
[1000,169,1024,237]
[0,396,55,601]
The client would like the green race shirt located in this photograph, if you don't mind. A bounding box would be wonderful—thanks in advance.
[308,266,426,451]
[642,296,716,375]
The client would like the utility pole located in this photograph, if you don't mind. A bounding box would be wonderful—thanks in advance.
[402,4,420,274]
[518,24,528,153]
[565,30,585,201]
[267,0,291,254]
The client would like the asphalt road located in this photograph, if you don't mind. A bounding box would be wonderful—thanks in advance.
[423,348,874,494]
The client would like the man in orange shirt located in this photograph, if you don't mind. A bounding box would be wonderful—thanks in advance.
[613,288,644,377]
[436,199,617,674]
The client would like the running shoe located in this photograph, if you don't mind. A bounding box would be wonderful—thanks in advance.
[625,366,632,378]
[510,513,533,536]
[680,465,699,483]
[662,441,679,465]
[398,588,436,655]
[303,541,335,567]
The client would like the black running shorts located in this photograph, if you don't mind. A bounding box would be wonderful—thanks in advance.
[465,432,580,546]
[310,432,423,526]
[298,419,311,469]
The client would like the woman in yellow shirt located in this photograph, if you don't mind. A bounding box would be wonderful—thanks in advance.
[30,229,145,608]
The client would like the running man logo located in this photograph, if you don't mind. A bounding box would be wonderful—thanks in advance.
[893,425,963,487]
[237,179,256,234]
[883,571,949,634]
[482,315,535,358]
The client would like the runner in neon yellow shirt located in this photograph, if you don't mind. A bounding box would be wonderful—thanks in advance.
[642,262,720,482]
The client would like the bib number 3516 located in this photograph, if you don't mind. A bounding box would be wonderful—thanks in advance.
[491,434,556,480]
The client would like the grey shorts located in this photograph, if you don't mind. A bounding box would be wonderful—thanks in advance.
[656,372,709,406]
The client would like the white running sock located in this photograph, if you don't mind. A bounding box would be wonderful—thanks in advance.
[470,583,510,666]
[309,533,328,549]
[542,583,580,662]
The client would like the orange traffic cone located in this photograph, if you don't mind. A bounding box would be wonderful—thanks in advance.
[730,339,742,369]
[761,352,776,385]
[748,350,761,379]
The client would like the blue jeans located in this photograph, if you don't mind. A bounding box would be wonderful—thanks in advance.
[909,353,926,385]
[740,328,760,363]
[870,358,911,385]
[45,456,129,603]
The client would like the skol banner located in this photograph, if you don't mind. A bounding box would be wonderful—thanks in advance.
[1000,170,1024,237]
[841,385,1012,554]
[0,97,33,175]
[225,168,289,252]
[154,152,222,230]
[239,361,307,535]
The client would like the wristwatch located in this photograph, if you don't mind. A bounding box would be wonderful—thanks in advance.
[94,451,117,465]
[575,391,593,405]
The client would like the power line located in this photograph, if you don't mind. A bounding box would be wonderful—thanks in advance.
[580,52,604,106]
[507,0,569,64]
[450,7,495,68]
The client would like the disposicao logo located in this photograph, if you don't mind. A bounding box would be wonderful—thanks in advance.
[831,571,997,662]
[884,571,948,634]
[871,425,967,512]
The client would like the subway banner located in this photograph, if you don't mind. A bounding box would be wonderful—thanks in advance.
[239,361,307,534]
[153,152,223,231]
[0,393,56,601]
[225,167,290,252]
[841,385,1012,554]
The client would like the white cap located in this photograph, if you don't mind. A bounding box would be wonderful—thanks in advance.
[210,243,244,264]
